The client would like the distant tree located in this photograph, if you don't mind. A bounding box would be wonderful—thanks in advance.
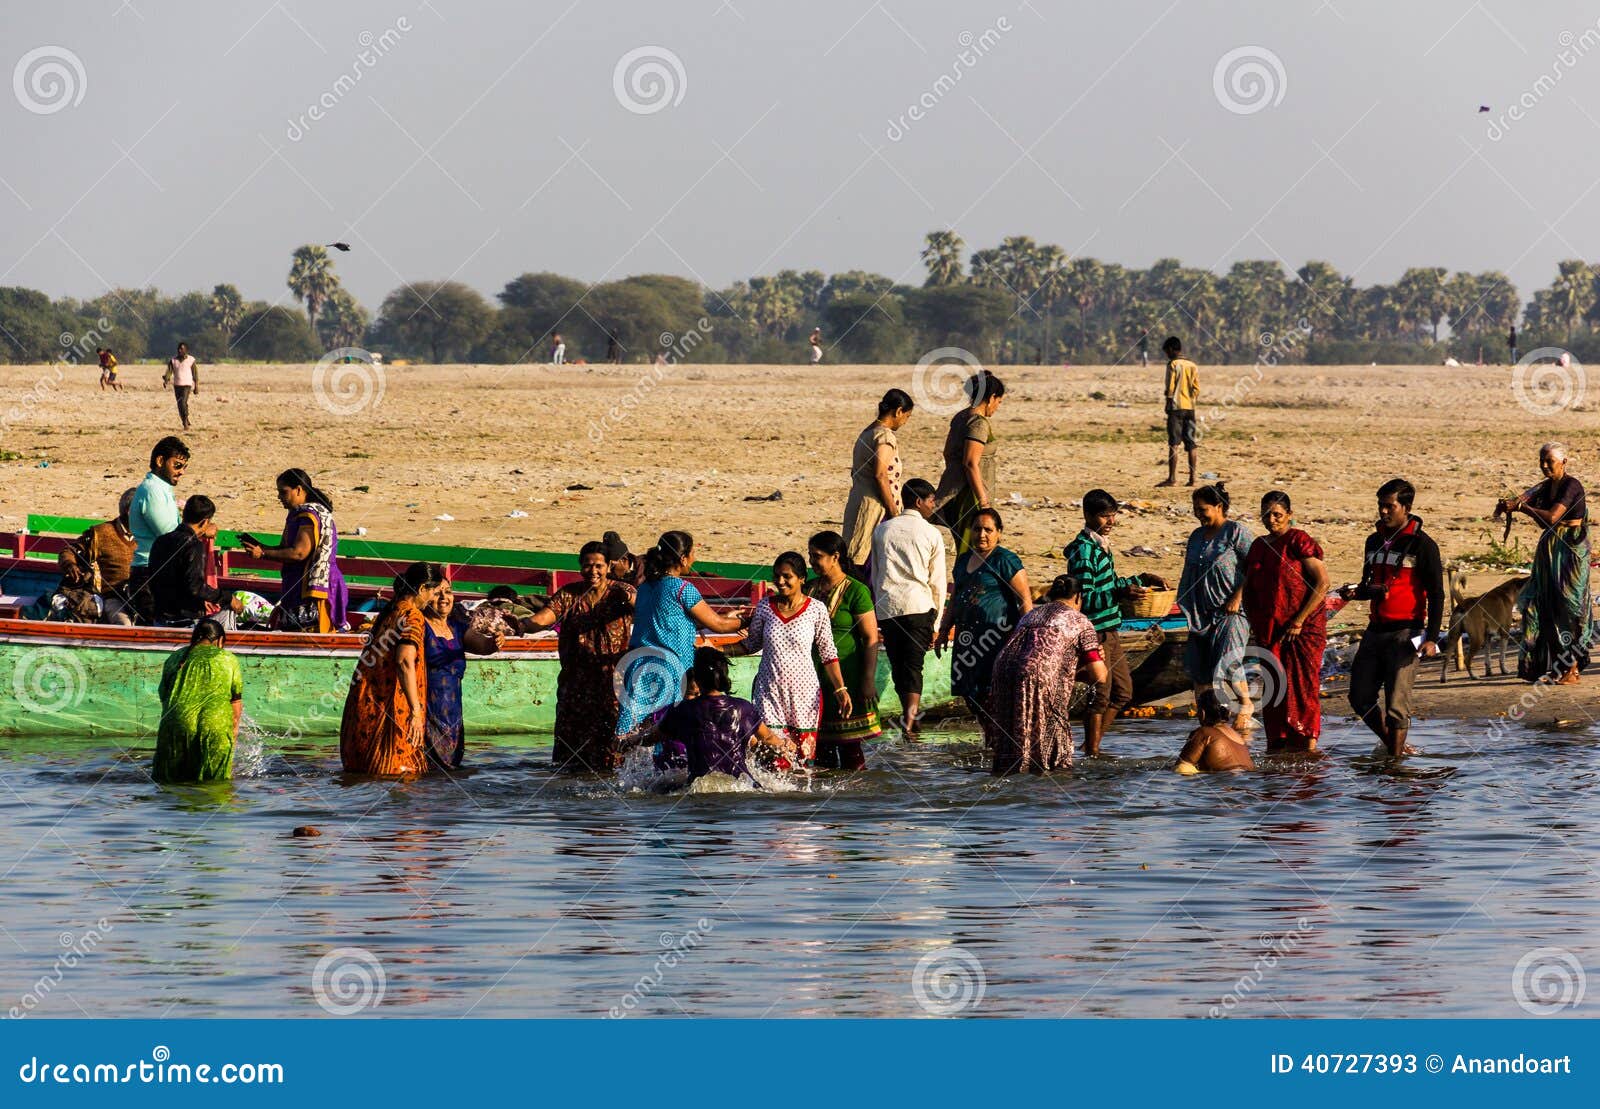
[921,230,966,287]
[287,245,338,333]
[1394,266,1449,343]
[1544,259,1595,342]
[150,292,226,358]
[318,286,370,350]
[230,303,321,361]
[821,270,897,308]
[373,280,494,362]
[903,283,1012,362]
[209,283,245,343]
[822,291,914,362]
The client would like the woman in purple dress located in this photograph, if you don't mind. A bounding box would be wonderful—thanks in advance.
[986,575,1108,775]
[419,579,506,769]
[240,468,349,632]
[655,647,785,784]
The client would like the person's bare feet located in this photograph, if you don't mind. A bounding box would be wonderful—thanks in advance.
[1557,667,1581,685]
[1155,478,1176,488]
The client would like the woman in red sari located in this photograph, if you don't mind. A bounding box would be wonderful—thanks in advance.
[1242,491,1329,753]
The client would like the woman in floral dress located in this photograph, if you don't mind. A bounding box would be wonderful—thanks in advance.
[730,551,851,768]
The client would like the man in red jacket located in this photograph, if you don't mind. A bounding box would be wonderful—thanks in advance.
[1339,478,1444,759]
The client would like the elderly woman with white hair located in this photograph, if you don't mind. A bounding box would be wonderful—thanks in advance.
[1497,442,1591,684]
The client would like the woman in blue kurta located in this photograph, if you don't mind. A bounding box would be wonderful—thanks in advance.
[420,579,505,769]
[937,507,1033,714]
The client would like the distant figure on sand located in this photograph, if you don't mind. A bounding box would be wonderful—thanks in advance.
[1158,336,1199,488]
[97,348,121,391]
[1508,325,1518,364]
[1138,333,1150,367]
[809,328,823,364]
[153,619,243,784]
[606,331,622,364]
[551,334,566,365]
[842,388,913,576]
[162,341,199,430]
[933,370,1005,556]
[871,478,947,736]
[987,575,1106,775]
[1174,703,1255,774]
[1498,443,1589,686]
[1242,491,1329,754]
[1340,478,1443,759]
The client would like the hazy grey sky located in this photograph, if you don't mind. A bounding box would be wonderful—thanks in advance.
[5,1,1599,309]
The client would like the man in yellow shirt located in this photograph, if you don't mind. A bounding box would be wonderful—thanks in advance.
[1158,335,1199,488]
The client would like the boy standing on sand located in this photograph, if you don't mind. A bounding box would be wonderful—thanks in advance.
[1158,336,1199,488]
[551,334,566,365]
[1065,489,1169,756]
[809,328,823,364]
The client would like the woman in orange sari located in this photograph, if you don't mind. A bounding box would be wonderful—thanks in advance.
[340,562,445,776]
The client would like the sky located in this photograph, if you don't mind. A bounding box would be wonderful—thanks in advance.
[4,0,1600,311]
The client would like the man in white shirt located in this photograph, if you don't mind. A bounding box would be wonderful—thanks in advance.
[162,341,199,430]
[871,477,947,735]
[551,334,566,365]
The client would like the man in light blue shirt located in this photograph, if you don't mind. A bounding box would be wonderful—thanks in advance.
[130,436,189,568]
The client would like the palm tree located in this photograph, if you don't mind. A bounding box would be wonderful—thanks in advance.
[1061,257,1104,355]
[1031,243,1066,363]
[994,236,1041,361]
[1395,266,1448,342]
[1547,259,1594,342]
[1293,261,1348,342]
[209,283,244,341]
[287,245,338,334]
[920,230,966,287]
[318,286,369,349]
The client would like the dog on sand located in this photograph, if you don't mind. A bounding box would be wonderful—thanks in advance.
[1441,572,1524,681]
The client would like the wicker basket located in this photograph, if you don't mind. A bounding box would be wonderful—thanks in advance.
[1120,588,1177,619]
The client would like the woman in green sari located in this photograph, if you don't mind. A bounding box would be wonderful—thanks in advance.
[938,507,1033,718]
[153,619,244,783]
[805,531,881,769]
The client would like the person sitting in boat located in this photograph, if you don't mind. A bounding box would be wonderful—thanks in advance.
[602,531,644,586]
[1174,700,1255,775]
[51,487,139,624]
[653,647,786,785]
[147,495,243,628]
[238,468,349,633]
[153,618,243,783]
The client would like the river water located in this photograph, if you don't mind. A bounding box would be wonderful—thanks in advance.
[1,717,1595,1018]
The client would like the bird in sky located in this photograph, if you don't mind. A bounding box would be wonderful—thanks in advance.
[326,241,352,252]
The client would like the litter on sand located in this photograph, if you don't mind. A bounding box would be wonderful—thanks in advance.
[507,510,528,519]
[744,490,783,502]
[434,513,454,521]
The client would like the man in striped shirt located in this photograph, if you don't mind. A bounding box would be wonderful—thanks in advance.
[1064,489,1169,755]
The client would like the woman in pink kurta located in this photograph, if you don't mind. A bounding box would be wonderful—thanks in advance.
[987,575,1109,774]
[733,552,851,768]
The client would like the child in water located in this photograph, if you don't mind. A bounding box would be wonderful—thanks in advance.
[654,647,786,784]
[1174,701,1255,775]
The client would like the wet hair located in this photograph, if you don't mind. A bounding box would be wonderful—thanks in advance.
[1192,481,1230,514]
[1376,477,1414,509]
[191,618,226,645]
[1047,574,1082,602]
[1162,336,1182,356]
[276,467,334,512]
[971,506,1004,531]
[965,370,1005,404]
[691,646,732,694]
[486,585,519,602]
[901,477,935,504]
[373,561,447,630]
[1083,489,1118,516]
[578,540,608,562]
[643,530,694,581]
[877,388,914,418]
[1260,490,1293,514]
[773,550,808,580]
[1197,695,1228,727]
[150,435,190,470]
[181,495,216,525]
[118,487,138,517]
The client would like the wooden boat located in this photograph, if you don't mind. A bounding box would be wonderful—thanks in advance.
[0,515,1189,740]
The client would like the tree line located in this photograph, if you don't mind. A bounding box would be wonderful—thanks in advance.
[4,233,1598,366]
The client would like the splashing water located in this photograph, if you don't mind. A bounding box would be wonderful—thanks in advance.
[232,713,274,778]
[615,743,804,794]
